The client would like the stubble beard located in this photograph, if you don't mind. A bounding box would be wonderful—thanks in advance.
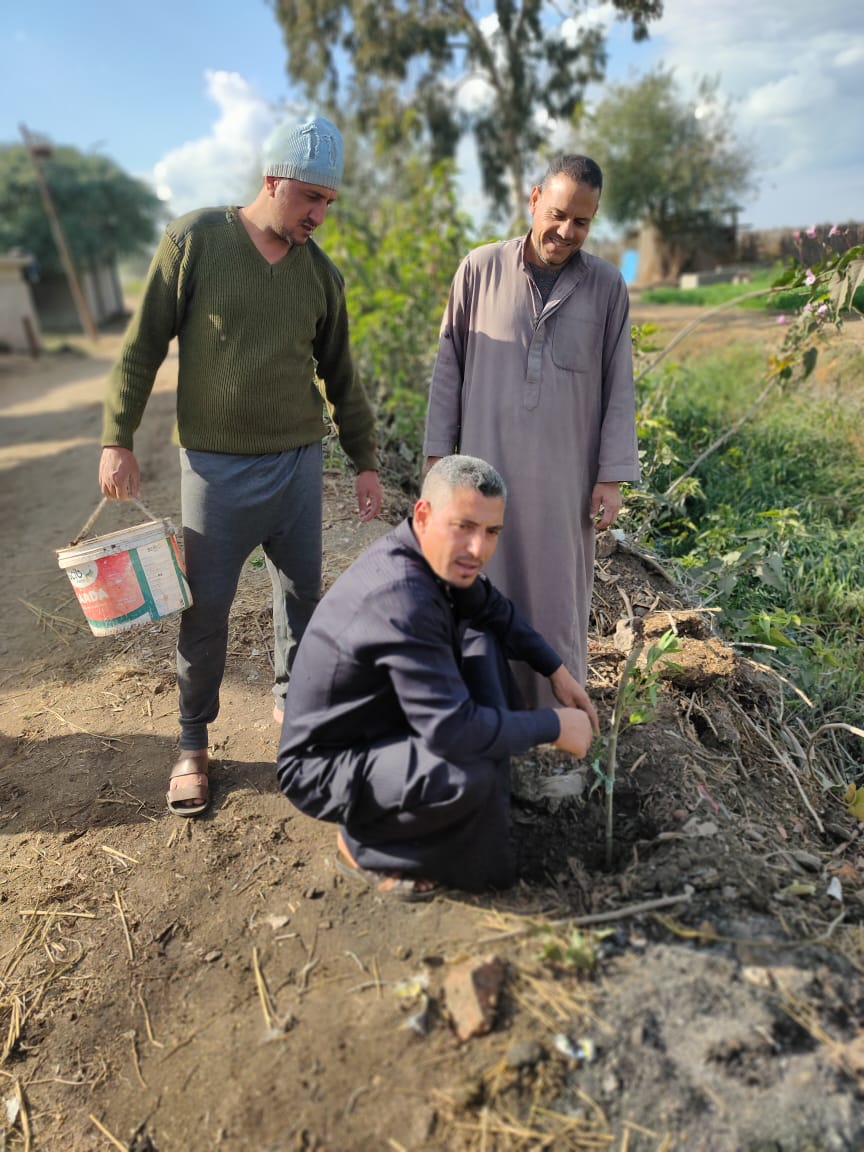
[537,236,577,268]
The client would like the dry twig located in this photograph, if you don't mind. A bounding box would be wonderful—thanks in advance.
[252,946,277,1031]
[101,845,140,865]
[806,722,864,788]
[42,705,128,748]
[137,986,165,1048]
[127,1028,148,1089]
[114,889,135,962]
[14,1079,32,1152]
[729,699,825,834]
[88,1113,128,1151]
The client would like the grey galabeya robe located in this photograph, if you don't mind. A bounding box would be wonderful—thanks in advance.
[425,236,641,706]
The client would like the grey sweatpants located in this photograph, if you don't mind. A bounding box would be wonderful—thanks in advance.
[177,444,322,751]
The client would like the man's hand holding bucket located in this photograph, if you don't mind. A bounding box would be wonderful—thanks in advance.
[99,446,140,499]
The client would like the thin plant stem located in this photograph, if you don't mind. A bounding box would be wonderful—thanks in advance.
[634,287,779,385]
[605,643,643,871]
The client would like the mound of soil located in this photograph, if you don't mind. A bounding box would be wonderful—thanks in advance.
[1,332,862,1151]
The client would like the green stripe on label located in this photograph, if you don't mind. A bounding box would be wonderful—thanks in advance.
[169,547,192,609]
[88,604,150,631]
[128,548,161,620]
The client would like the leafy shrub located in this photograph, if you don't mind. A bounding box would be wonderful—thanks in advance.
[630,328,864,729]
[324,159,477,485]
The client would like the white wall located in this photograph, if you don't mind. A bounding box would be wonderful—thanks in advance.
[0,257,41,353]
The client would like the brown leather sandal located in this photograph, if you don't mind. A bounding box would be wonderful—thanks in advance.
[166,754,210,817]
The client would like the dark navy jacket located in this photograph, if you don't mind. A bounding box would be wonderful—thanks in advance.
[277,519,561,768]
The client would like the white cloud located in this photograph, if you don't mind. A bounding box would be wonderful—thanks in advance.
[456,76,496,115]
[835,43,864,69]
[745,72,833,121]
[562,2,618,46]
[150,71,284,216]
[640,0,864,227]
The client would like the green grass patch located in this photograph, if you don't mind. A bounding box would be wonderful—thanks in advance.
[639,269,864,313]
[634,344,864,739]
[639,268,778,309]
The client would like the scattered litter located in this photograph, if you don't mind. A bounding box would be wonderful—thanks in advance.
[781,881,816,897]
[393,974,431,1036]
[393,974,428,1000]
[553,1033,594,1063]
[401,1003,430,1037]
[827,876,843,902]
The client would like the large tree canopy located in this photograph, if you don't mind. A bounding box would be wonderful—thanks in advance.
[0,141,163,277]
[577,67,755,232]
[271,0,662,225]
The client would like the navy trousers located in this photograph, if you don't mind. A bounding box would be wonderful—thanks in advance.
[281,628,523,892]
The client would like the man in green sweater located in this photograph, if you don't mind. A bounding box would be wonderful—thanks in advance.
[98,114,382,817]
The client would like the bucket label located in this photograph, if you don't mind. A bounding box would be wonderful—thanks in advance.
[71,552,146,621]
[135,539,191,615]
[65,561,100,589]
[59,526,192,636]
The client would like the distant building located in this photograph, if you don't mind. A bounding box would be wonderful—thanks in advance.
[31,260,126,332]
[0,254,41,354]
[634,208,740,288]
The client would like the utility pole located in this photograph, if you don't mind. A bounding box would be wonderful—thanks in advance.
[19,123,99,342]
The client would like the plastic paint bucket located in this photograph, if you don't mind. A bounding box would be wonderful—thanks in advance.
[57,518,192,636]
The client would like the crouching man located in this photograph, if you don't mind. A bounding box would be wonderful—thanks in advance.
[276,455,597,898]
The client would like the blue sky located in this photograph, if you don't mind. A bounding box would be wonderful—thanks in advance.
[3,1,863,234]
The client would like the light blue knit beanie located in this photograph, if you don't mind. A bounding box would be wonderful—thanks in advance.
[262,115,344,190]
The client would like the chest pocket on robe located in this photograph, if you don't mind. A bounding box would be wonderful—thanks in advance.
[550,312,602,373]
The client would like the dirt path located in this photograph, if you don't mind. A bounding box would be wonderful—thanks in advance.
[1,327,862,1152]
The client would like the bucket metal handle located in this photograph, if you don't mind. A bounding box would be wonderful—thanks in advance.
[69,496,165,547]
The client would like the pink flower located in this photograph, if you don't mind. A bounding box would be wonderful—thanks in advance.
[805,269,816,286]
[802,302,812,313]
[829,224,840,237]
[792,230,801,243]
[806,225,817,238]
[817,303,829,315]
[776,315,787,325]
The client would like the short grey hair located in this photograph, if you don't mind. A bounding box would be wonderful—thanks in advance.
[422,455,507,503]
[540,154,603,193]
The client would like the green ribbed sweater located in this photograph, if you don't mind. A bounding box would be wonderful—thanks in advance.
[102,207,377,473]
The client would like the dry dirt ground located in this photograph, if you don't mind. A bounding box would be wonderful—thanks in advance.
[1,308,863,1152]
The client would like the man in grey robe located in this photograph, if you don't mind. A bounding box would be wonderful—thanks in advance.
[424,154,640,708]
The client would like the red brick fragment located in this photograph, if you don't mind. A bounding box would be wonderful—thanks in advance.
[444,954,505,1041]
